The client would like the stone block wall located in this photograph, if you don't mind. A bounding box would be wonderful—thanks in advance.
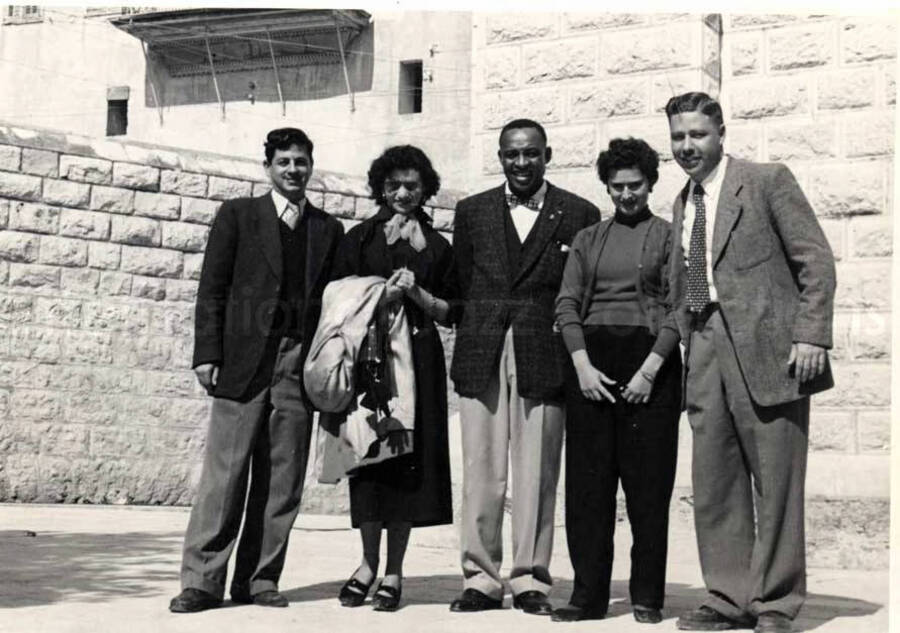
[0,122,458,507]
[721,14,895,496]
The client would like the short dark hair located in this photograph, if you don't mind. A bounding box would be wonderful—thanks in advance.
[499,118,548,145]
[264,127,314,163]
[595,137,660,190]
[367,145,441,207]
[664,91,724,127]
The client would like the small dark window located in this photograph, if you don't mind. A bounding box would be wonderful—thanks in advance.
[398,60,423,115]
[106,100,128,136]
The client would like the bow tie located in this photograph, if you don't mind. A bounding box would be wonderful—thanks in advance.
[506,194,540,211]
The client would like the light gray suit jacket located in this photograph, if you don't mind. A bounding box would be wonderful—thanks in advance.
[668,157,836,407]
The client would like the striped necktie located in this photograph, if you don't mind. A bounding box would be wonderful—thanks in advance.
[280,202,300,230]
[687,183,711,312]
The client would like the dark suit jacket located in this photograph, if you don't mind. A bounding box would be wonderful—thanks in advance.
[451,182,601,401]
[192,193,344,401]
[668,157,836,407]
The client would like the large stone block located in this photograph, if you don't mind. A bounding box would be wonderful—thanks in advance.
[33,297,82,328]
[98,271,133,296]
[52,365,131,393]
[817,70,877,110]
[570,80,648,120]
[482,46,519,90]
[166,279,199,303]
[844,112,894,158]
[42,178,90,208]
[0,171,41,201]
[0,199,7,228]
[850,216,892,257]
[808,410,854,452]
[0,144,21,171]
[180,196,219,225]
[816,362,891,408]
[546,126,596,169]
[834,261,891,309]
[161,170,208,197]
[0,261,7,285]
[208,176,252,201]
[858,411,890,453]
[601,25,694,75]
[730,77,809,119]
[0,454,39,501]
[486,13,557,44]
[0,294,32,325]
[841,19,897,64]
[60,268,99,295]
[768,23,834,70]
[523,38,596,84]
[149,305,194,337]
[650,71,699,113]
[829,310,851,361]
[767,122,837,161]
[60,209,111,241]
[21,148,58,177]
[183,253,204,280]
[113,334,177,369]
[110,215,161,247]
[131,275,167,301]
[120,245,183,278]
[65,330,114,364]
[818,218,845,261]
[133,369,196,397]
[730,33,760,76]
[8,263,60,290]
[67,392,119,425]
[809,166,884,217]
[90,426,150,458]
[481,89,565,130]
[133,191,181,220]
[83,301,150,333]
[88,242,121,270]
[161,222,209,252]
[9,202,59,234]
[851,311,891,360]
[9,326,64,362]
[42,425,91,457]
[10,389,64,421]
[724,124,761,161]
[0,231,39,263]
[323,193,356,219]
[564,12,646,31]
[38,236,89,267]
[113,162,160,191]
[59,155,112,184]
[90,185,134,214]
[886,67,896,106]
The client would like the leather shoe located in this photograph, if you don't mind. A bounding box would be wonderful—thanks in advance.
[169,588,223,613]
[754,612,792,633]
[551,604,606,622]
[633,605,663,624]
[677,605,753,630]
[513,590,553,616]
[231,589,288,607]
[449,588,503,612]
[339,576,373,607]
[371,582,402,612]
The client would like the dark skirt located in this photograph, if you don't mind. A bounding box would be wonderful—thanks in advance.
[349,325,453,528]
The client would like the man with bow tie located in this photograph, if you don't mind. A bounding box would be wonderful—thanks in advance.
[449,119,600,616]
[664,93,835,633]
[170,128,344,613]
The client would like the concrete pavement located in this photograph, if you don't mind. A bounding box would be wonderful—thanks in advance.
[0,503,888,633]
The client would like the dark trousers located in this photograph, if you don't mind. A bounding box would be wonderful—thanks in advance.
[180,336,312,599]
[687,309,808,620]
[564,326,680,613]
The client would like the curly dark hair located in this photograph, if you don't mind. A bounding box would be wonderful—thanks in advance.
[264,127,314,162]
[595,138,660,190]
[367,145,441,207]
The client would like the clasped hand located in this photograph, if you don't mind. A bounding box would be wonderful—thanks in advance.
[383,267,417,304]
[575,363,652,404]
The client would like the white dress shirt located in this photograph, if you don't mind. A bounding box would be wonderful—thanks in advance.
[505,181,547,243]
[681,155,729,304]
[270,189,306,228]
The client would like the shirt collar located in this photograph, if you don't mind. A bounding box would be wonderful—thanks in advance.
[504,180,548,209]
[270,188,306,219]
[692,155,729,199]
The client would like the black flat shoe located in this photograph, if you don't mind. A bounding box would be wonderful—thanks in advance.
[338,577,373,607]
[513,590,553,616]
[372,582,402,612]
[449,588,503,612]
[551,604,606,622]
[169,588,223,613]
[634,605,663,624]
[677,605,754,630]
[252,590,289,607]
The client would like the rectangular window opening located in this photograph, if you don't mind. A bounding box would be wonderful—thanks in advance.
[106,99,128,136]
[398,60,423,115]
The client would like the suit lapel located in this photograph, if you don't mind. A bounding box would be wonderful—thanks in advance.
[512,183,563,286]
[670,182,689,310]
[304,203,330,299]
[711,159,743,269]
[484,186,512,281]
[254,194,282,278]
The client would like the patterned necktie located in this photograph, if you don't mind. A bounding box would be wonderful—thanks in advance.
[280,202,300,230]
[505,194,540,210]
[686,183,711,312]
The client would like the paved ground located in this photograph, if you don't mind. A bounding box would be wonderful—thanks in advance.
[0,504,888,633]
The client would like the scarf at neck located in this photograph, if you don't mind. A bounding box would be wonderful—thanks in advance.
[383,211,427,252]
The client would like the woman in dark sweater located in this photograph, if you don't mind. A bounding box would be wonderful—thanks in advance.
[553,138,681,624]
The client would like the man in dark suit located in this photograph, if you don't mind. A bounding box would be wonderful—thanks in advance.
[663,93,836,633]
[169,128,344,613]
[449,119,600,616]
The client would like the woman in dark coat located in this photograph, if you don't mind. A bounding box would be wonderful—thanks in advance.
[553,138,681,624]
[330,145,456,612]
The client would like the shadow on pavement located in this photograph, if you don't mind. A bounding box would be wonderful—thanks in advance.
[0,530,184,608]
[795,592,883,631]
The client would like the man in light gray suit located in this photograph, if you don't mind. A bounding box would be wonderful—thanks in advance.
[664,93,836,633]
